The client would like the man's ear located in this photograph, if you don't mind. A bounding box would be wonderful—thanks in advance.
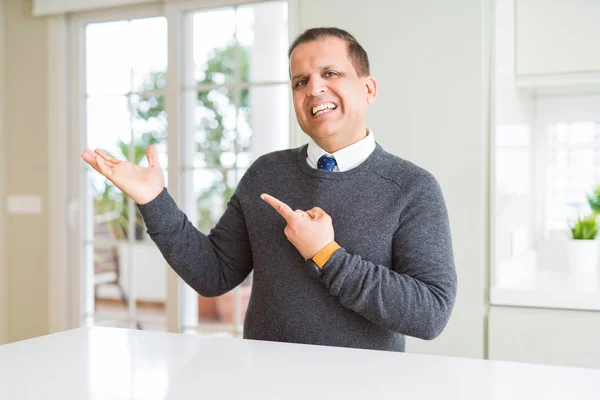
[365,76,377,104]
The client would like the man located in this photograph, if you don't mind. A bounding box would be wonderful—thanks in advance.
[81,27,457,352]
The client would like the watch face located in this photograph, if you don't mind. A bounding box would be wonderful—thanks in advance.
[305,260,322,279]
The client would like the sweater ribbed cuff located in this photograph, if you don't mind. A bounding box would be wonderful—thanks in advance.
[136,187,178,234]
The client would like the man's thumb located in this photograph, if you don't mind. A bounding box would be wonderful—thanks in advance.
[146,144,160,168]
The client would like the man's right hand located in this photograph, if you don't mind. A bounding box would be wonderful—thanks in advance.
[80,144,165,205]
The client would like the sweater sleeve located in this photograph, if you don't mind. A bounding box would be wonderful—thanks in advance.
[315,172,457,340]
[137,187,253,297]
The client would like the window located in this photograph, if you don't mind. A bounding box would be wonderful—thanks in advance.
[72,0,290,336]
[544,121,600,234]
[491,94,600,309]
[178,1,290,336]
[536,95,600,241]
[83,16,168,330]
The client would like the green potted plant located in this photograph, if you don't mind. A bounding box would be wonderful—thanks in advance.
[587,185,600,214]
[567,214,599,273]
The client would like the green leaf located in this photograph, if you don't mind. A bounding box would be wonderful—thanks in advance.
[569,214,598,240]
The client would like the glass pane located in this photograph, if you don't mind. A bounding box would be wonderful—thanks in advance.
[237,1,288,83]
[182,4,290,337]
[243,84,290,158]
[91,176,131,242]
[130,90,168,242]
[198,285,251,328]
[192,169,229,233]
[130,18,167,91]
[86,21,131,95]
[87,96,131,157]
[197,287,249,332]
[191,164,247,333]
[93,242,168,331]
[89,175,168,329]
[86,18,167,95]
[92,241,123,314]
[194,167,240,332]
[545,122,600,231]
[84,17,168,332]
[131,92,168,169]
[192,8,237,85]
[83,174,132,325]
[236,274,252,324]
[194,88,237,168]
[86,96,137,239]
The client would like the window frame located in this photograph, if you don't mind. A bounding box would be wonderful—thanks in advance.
[68,3,167,332]
[50,0,300,333]
[533,94,600,249]
[491,93,600,310]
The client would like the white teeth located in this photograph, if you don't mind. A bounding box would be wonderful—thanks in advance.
[312,103,337,116]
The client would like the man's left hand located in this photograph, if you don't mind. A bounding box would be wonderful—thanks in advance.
[261,193,334,260]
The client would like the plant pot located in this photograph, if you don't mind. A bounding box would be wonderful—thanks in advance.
[566,239,600,274]
[198,296,218,321]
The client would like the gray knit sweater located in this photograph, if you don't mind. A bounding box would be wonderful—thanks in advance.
[138,143,457,352]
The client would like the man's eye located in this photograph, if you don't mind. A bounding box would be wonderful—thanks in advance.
[324,71,337,77]
[295,79,307,88]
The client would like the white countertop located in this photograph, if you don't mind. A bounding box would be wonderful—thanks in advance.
[1,327,599,399]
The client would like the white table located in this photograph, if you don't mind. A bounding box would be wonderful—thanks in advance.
[0,327,598,399]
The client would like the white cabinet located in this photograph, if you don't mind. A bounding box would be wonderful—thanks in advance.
[489,306,600,369]
[516,0,600,76]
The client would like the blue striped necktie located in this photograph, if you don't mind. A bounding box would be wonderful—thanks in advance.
[317,155,337,171]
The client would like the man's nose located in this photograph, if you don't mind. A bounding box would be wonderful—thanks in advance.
[307,77,327,96]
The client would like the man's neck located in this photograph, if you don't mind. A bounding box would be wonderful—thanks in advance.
[315,129,368,154]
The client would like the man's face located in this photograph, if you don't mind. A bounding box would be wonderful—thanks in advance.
[289,37,376,147]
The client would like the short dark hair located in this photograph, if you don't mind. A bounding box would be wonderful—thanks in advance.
[288,27,371,77]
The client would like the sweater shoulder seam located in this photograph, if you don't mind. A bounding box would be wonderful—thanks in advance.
[364,165,405,189]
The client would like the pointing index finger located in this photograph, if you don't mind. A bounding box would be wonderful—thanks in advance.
[261,193,296,222]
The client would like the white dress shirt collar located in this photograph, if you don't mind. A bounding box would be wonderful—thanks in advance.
[306,129,376,172]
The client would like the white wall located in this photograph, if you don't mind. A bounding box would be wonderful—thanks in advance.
[0,0,8,345]
[297,0,489,359]
[3,0,50,342]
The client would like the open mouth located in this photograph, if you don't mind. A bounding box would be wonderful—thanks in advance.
[311,102,338,117]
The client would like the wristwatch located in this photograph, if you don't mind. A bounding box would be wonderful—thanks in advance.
[306,259,322,279]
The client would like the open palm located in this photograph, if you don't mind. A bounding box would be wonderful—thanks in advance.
[80,144,164,205]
